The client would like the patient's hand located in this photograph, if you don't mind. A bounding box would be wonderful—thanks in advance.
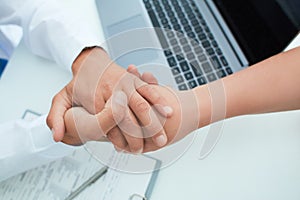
[126,66,202,152]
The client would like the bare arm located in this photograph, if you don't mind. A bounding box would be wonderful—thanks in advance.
[64,47,300,153]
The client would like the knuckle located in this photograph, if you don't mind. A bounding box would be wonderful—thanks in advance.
[52,94,60,104]
[107,131,117,141]
[128,139,143,153]
[151,93,162,104]
[108,130,127,150]
[109,104,125,124]
[140,85,152,94]
[46,115,53,128]
[135,99,149,113]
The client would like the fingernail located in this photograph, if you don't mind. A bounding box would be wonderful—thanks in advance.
[163,106,173,115]
[155,135,167,147]
[136,148,143,154]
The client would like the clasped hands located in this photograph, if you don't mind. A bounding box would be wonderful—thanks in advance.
[47,47,201,154]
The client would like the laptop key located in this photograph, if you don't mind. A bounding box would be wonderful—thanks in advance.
[220,56,229,66]
[170,17,178,25]
[180,37,188,45]
[155,5,163,12]
[184,72,194,80]
[161,18,168,25]
[172,67,181,76]
[183,45,191,53]
[211,56,222,69]
[195,25,203,33]
[167,56,177,67]
[207,73,217,82]
[180,61,190,72]
[164,49,172,57]
[216,48,222,55]
[206,48,215,56]
[198,33,207,41]
[187,52,195,60]
[226,67,233,75]
[158,11,166,18]
[197,76,207,85]
[211,40,218,47]
[195,46,203,54]
[197,54,207,62]
[173,45,182,54]
[144,3,152,10]
[170,38,178,46]
[166,31,175,38]
[179,84,188,91]
[188,80,198,89]
[216,70,226,78]
[201,40,211,48]
[181,18,189,25]
[187,32,196,39]
[175,75,184,84]
[202,62,213,73]
[191,19,199,26]
[176,54,184,61]
[190,60,203,76]
[168,11,175,18]
[184,25,192,32]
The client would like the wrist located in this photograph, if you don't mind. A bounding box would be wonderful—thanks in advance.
[72,47,107,75]
[192,85,212,128]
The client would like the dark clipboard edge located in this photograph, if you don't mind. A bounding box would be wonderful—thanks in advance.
[143,155,162,200]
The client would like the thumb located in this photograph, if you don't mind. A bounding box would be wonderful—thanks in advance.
[47,88,72,142]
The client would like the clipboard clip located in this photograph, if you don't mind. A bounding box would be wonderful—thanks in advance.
[129,193,147,200]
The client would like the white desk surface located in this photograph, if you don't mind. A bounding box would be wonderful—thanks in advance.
[1,0,300,199]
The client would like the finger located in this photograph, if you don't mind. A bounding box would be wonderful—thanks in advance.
[127,91,168,148]
[127,64,141,78]
[63,107,101,145]
[118,107,144,153]
[46,88,72,142]
[141,72,159,85]
[143,138,159,153]
[96,91,128,136]
[64,91,128,145]
[135,81,173,118]
[106,127,129,151]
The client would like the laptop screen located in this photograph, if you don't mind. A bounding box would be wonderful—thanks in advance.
[213,0,299,65]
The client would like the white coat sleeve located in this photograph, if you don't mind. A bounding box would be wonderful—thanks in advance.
[0,0,102,71]
[0,116,78,182]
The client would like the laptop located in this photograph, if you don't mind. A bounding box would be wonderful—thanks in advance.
[95,0,299,90]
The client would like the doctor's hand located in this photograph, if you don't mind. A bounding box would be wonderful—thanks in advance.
[46,47,173,153]
[125,67,205,152]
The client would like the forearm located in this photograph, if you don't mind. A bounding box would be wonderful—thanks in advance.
[225,47,300,118]
[194,47,300,128]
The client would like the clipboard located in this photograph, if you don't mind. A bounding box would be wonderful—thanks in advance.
[129,155,162,200]
[80,142,162,200]
[65,154,162,200]
[93,153,162,200]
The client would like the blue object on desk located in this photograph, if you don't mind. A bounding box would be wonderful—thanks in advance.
[0,58,8,78]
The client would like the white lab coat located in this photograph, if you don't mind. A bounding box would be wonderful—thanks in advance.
[0,0,101,181]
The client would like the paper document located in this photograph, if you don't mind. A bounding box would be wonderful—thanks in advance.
[0,143,160,200]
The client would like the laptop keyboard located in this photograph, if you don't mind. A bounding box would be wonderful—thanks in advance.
[142,0,233,90]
